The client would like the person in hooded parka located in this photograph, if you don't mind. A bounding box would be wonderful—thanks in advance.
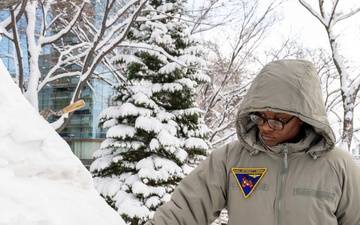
[145,59,360,225]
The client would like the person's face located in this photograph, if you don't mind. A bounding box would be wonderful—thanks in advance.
[252,111,304,147]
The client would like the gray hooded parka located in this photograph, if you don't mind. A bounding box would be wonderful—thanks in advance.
[146,59,360,225]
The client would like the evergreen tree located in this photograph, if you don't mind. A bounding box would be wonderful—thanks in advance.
[90,0,211,224]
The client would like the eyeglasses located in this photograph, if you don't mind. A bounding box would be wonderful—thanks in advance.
[249,113,295,131]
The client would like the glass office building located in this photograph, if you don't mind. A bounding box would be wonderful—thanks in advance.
[38,75,115,168]
[36,29,117,169]
[1,1,118,169]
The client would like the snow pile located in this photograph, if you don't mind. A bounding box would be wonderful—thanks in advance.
[0,59,125,225]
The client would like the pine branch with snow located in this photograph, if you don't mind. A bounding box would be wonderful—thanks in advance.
[90,0,212,224]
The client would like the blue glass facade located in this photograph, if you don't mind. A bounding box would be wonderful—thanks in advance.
[38,75,115,168]
[0,1,118,168]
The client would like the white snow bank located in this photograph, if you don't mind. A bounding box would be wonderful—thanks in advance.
[0,59,125,225]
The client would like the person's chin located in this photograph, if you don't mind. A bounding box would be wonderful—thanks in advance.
[261,135,278,146]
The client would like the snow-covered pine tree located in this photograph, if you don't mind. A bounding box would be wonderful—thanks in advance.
[90,0,212,224]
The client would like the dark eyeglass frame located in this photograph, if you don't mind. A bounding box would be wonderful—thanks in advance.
[249,113,295,131]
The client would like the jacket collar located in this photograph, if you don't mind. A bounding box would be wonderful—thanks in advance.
[244,126,325,159]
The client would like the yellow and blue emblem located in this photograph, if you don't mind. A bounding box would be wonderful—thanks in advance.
[231,168,267,198]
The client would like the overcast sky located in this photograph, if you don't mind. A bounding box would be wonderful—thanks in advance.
[278,0,360,64]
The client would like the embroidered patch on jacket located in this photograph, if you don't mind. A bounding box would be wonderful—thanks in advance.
[231,168,267,198]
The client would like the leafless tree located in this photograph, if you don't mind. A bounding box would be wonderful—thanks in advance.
[0,0,147,132]
[298,0,360,151]
[195,0,285,147]
[0,0,86,108]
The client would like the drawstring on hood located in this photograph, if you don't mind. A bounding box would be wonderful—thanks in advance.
[236,59,335,157]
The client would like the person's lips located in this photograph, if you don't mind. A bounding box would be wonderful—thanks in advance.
[261,134,274,141]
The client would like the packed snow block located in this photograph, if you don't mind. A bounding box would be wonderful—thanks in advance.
[0,60,125,225]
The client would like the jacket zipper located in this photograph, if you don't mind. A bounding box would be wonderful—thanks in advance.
[275,144,289,225]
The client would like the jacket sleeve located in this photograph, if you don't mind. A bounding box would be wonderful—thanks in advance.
[145,144,231,225]
[334,149,360,224]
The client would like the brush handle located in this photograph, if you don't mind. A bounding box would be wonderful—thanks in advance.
[60,100,86,114]
[40,100,86,119]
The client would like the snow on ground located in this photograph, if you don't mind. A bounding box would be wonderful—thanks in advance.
[0,59,125,224]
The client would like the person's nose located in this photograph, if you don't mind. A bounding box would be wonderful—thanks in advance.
[260,121,274,132]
